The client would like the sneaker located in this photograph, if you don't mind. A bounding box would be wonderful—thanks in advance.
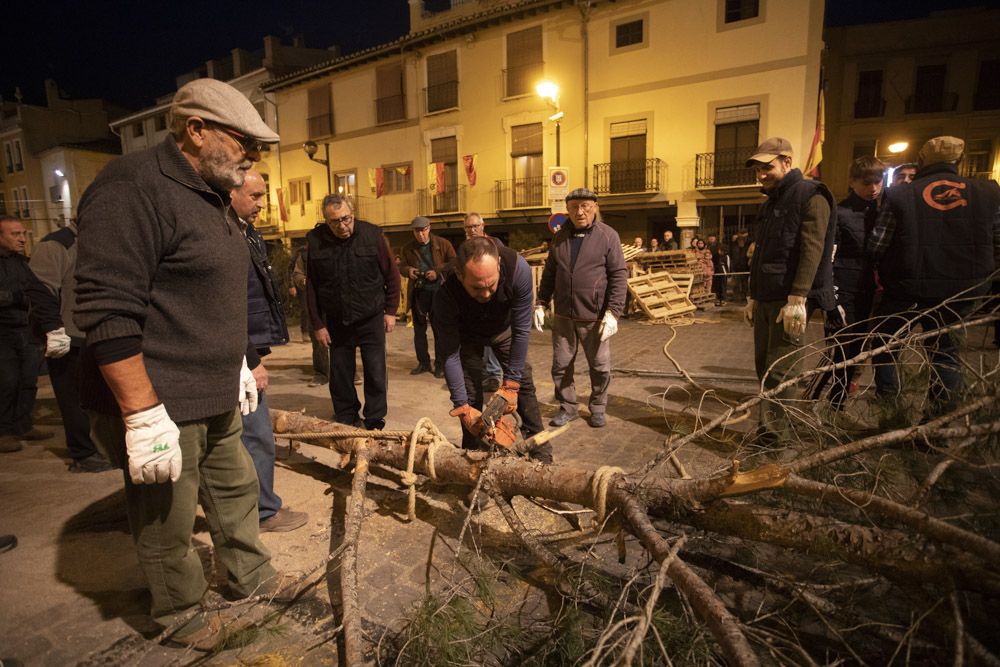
[549,411,579,427]
[410,363,431,375]
[307,375,328,387]
[588,413,607,428]
[0,435,23,453]
[68,453,115,473]
[18,428,52,441]
[260,507,309,533]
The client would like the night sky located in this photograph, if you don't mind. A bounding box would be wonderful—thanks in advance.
[2,0,991,112]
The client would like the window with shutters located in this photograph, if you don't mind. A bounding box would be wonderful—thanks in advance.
[13,140,23,171]
[855,70,884,118]
[974,59,1000,111]
[909,64,947,114]
[609,120,647,193]
[505,26,543,98]
[431,136,458,211]
[307,85,333,138]
[11,189,20,217]
[288,177,311,217]
[376,62,406,124]
[713,104,759,186]
[724,0,759,23]
[511,123,543,207]
[426,50,458,113]
[963,139,994,179]
[3,143,12,174]
[383,162,413,195]
[19,186,29,217]
[615,20,644,49]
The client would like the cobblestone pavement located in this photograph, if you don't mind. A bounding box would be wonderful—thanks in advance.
[2,309,995,664]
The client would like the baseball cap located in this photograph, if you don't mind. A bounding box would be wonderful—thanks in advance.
[171,78,280,143]
[410,216,431,229]
[745,137,794,167]
[565,187,598,203]
[919,136,964,165]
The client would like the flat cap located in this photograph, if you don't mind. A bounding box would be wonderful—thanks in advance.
[565,187,598,202]
[410,216,431,229]
[919,136,964,165]
[746,137,793,167]
[171,78,279,143]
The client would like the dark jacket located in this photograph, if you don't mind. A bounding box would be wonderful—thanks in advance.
[834,191,878,295]
[74,137,249,420]
[243,220,289,368]
[537,219,628,321]
[749,168,836,310]
[1,250,47,331]
[399,233,456,305]
[305,219,400,328]
[877,163,1000,301]
[27,224,85,341]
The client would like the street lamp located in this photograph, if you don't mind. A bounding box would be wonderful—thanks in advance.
[536,81,563,166]
[303,140,331,194]
[887,141,909,154]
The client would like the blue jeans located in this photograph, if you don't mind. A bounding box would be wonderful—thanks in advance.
[483,345,502,381]
[240,390,282,521]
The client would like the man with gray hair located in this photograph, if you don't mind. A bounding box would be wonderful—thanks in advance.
[75,78,299,649]
[306,194,400,430]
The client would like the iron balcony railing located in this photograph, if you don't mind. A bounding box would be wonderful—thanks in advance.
[695,149,758,188]
[376,94,406,124]
[494,177,545,209]
[418,185,466,216]
[592,158,665,195]
[854,97,885,119]
[502,63,544,98]
[424,80,458,113]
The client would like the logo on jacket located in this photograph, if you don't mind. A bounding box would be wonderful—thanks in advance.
[922,180,968,211]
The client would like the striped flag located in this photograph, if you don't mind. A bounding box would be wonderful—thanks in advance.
[804,72,825,179]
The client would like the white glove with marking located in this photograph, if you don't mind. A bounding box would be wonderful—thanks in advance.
[45,327,72,358]
[599,312,618,342]
[744,298,755,327]
[239,356,259,415]
[124,403,181,484]
[776,295,808,337]
[533,305,546,332]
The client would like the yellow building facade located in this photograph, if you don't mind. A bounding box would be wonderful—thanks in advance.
[265,0,826,248]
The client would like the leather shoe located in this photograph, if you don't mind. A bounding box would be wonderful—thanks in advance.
[307,375,328,387]
[0,435,23,453]
[260,507,309,533]
[549,411,579,427]
[18,428,52,441]
[410,363,431,375]
[433,366,446,379]
[588,413,607,428]
[68,453,115,473]
[164,611,249,652]
[261,572,317,604]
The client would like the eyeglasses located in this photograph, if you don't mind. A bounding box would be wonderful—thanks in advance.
[567,201,596,210]
[463,223,484,230]
[327,214,354,227]
[212,124,264,155]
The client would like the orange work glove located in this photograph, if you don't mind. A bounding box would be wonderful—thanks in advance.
[496,380,520,414]
[449,404,484,436]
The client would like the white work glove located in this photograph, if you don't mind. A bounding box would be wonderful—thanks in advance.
[744,298,755,327]
[239,356,259,415]
[45,327,72,358]
[599,312,618,342]
[124,403,182,484]
[776,295,808,337]
[533,305,546,332]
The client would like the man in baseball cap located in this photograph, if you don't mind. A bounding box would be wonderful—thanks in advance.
[74,78,301,649]
[400,216,455,377]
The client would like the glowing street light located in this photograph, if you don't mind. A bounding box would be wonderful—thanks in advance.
[536,81,562,165]
[887,141,909,154]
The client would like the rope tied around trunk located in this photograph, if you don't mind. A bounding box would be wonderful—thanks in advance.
[590,465,625,527]
[402,417,453,521]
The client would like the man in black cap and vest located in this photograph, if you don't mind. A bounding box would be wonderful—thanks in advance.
[535,187,628,429]
[744,137,836,443]
[400,215,455,378]
[75,78,304,649]
[306,194,400,431]
[868,136,1000,420]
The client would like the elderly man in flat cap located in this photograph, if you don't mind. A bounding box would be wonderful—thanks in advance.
[744,137,836,444]
[399,215,455,378]
[74,78,301,649]
[868,136,1000,423]
[535,188,628,428]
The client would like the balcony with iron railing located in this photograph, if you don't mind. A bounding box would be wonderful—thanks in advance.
[502,63,544,99]
[424,80,458,114]
[695,149,758,189]
[592,158,665,195]
[854,97,886,119]
[495,177,545,210]
[905,92,959,114]
[376,94,406,124]
[418,185,466,216]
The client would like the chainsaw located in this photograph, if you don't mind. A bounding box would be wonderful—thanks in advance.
[476,391,520,450]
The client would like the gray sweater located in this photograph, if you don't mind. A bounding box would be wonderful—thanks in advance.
[74,138,249,421]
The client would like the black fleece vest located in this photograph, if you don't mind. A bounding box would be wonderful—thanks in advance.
[307,219,386,326]
[833,191,878,294]
[442,245,519,339]
[750,168,836,310]
[245,222,288,349]
[879,163,1000,301]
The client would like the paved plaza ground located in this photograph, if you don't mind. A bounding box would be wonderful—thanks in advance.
[2,307,996,664]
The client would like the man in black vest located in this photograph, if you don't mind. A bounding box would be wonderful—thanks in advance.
[306,195,400,430]
[868,136,1000,417]
[744,137,836,442]
[433,236,550,463]
[232,169,307,532]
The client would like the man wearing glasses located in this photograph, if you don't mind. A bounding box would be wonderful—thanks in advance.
[75,78,303,649]
[535,188,628,428]
[306,195,400,431]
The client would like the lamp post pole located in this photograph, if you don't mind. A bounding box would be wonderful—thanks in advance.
[303,140,332,194]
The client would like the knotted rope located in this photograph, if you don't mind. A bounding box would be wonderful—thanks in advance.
[590,465,625,528]
[402,417,453,521]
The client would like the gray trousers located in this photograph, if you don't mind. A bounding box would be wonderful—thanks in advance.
[551,315,611,416]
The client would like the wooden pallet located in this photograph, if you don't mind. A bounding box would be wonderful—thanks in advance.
[621,244,644,262]
[627,271,697,322]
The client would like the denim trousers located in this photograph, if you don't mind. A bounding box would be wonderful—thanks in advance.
[240,390,283,521]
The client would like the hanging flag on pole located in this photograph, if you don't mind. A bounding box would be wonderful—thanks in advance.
[435,162,446,193]
[367,168,377,193]
[427,163,438,194]
[804,69,825,179]
[276,187,288,222]
[375,167,385,199]
[463,154,477,187]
